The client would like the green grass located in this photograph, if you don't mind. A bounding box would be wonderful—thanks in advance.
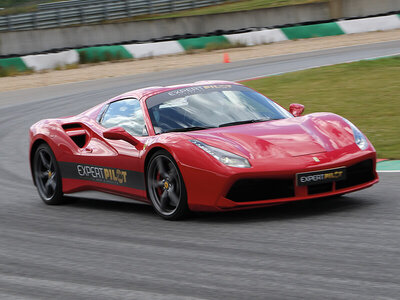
[0,0,62,7]
[244,56,400,159]
[0,0,40,7]
[0,0,64,14]
[141,0,325,20]
[0,66,33,76]
[0,0,325,19]
[204,41,246,51]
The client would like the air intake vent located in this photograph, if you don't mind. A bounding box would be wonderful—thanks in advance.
[336,159,375,189]
[62,123,87,148]
[62,123,82,130]
[70,135,86,148]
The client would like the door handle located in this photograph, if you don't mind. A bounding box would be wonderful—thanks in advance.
[85,147,93,153]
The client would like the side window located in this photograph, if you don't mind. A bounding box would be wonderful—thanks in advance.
[100,99,148,136]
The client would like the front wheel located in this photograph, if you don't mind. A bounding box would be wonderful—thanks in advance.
[147,150,189,220]
[33,143,65,205]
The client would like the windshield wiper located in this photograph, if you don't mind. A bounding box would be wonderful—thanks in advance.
[218,119,270,128]
[163,126,216,133]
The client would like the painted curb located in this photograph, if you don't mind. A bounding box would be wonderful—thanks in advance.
[22,50,79,71]
[1,13,400,73]
[338,15,400,34]
[281,22,345,39]
[0,57,28,72]
[376,160,400,172]
[178,36,229,50]
[124,41,185,59]
[225,29,288,46]
[76,46,133,63]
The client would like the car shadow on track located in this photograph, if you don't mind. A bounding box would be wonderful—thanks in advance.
[192,195,374,224]
[63,196,155,216]
[63,194,373,223]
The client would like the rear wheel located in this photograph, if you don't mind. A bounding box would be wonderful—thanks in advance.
[33,143,65,205]
[147,150,189,220]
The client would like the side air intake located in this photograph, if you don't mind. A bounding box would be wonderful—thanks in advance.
[62,123,87,148]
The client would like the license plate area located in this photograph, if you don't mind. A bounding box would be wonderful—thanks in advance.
[296,167,346,186]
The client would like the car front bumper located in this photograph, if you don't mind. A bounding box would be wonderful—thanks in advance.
[181,149,379,212]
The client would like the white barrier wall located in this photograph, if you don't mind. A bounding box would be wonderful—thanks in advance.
[338,15,400,34]
[0,2,328,56]
[22,50,79,71]
[124,41,185,59]
[225,29,288,46]
[2,0,400,56]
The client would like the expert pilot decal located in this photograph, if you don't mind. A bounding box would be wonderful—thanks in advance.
[77,164,127,184]
[58,162,145,190]
[297,167,346,186]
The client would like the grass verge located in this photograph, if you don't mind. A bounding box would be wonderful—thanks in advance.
[135,0,325,21]
[0,65,33,77]
[244,56,400,159]
[0,0,325,19]
[0,0,65,15]
[205,41,246,51]
[1,0,324,17]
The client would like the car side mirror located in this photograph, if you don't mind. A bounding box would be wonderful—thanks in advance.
[289,103,305,117]
[103,127,143,150]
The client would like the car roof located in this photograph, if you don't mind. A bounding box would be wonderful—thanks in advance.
[107,80,243,103]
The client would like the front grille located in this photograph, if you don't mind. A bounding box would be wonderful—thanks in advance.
[226,159,375,202]
[336,159,375,190]
[308,182,333,195]
[226,178,295,202]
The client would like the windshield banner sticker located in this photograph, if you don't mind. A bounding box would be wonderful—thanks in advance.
[147,84,247,108]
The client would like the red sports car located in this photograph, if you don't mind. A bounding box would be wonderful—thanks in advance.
[29,81,379,219]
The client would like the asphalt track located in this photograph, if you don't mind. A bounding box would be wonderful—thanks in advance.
[0,40,399,299]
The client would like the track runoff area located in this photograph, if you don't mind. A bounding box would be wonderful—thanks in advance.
[236,53,400,174]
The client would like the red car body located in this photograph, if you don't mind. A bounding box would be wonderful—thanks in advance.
[29,81,379,214]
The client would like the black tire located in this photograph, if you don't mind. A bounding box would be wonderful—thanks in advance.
[33,143,65,205]
[146,150,189,220]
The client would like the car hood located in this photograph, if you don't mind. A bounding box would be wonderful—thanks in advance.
[186,113,355,159]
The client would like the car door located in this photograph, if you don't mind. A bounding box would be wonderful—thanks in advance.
[78,98,149,199]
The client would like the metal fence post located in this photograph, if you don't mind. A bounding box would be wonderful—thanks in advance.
[57,9,61,27]
[125,0,131,17]
[103,2,108,21]
[6,14,11,31]
[148,0,152,14]
[31,11,37,29]
[79,5,84,24]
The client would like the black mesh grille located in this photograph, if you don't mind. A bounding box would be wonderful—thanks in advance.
[226,159,375,202]
[308,182,333,195]
[226,178,295,202]
[336,159,375,190]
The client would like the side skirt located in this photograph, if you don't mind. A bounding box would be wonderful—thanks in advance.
[65,190,150,206]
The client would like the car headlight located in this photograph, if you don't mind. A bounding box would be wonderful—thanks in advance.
[190,139,251,168]
[343,118,368,150]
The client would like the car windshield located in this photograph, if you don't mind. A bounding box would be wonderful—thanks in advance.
[146,84,292,134]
